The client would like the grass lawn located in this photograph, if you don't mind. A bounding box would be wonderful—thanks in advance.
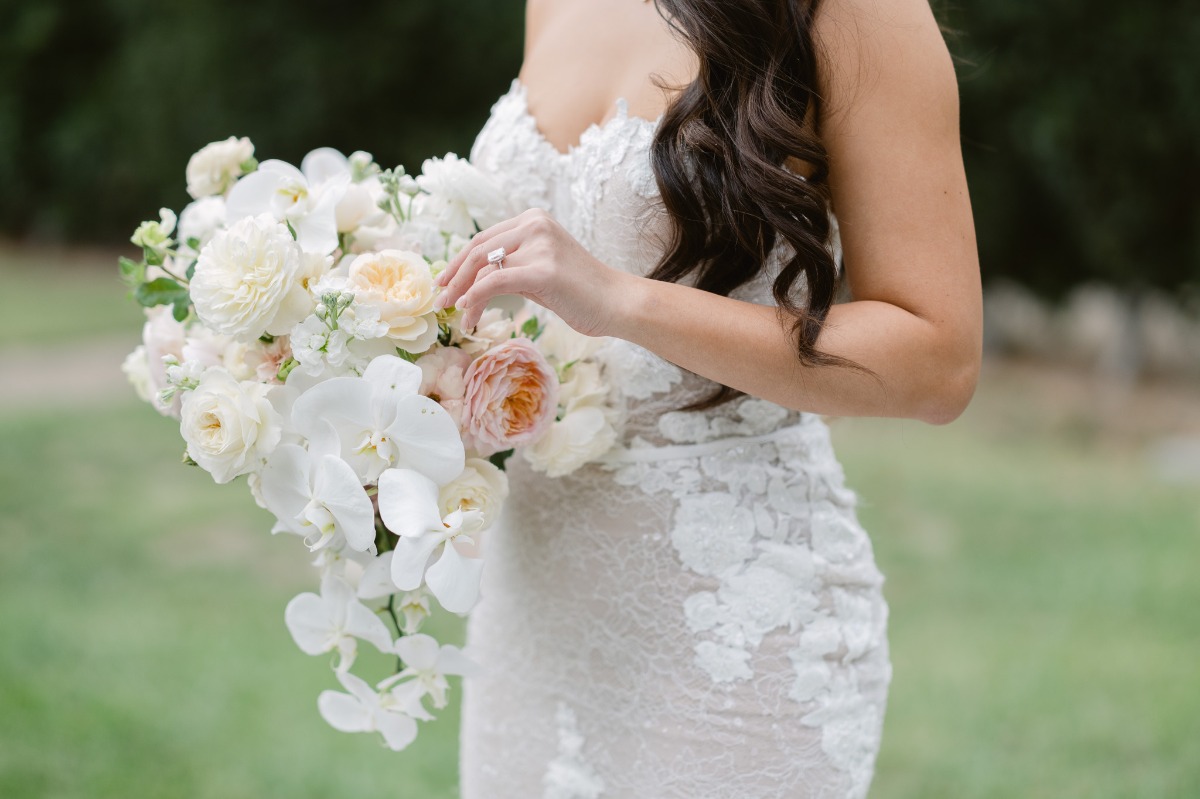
[2,253,1197,797]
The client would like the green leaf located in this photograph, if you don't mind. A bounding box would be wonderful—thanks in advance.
[395,348,420,364]
[185,261,197,281]
[488,449,515,471]
[134,277,189,308]
[186,236,201,251]
[117,256,145,287]
[520,316,543,341]
[171,298,190,323]
[143,246,164,267]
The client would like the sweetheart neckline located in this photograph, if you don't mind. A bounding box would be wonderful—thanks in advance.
[507,78,664,159]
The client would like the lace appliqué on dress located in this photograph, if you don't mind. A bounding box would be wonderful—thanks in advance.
[543,702,606,799]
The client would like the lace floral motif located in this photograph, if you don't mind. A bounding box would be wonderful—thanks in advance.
[543,702,606,799]
[461,78,890,799]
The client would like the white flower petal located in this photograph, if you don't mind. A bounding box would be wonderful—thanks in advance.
[313,455,374,551]
[377,469,444,539]
[389,535,443,592]
[317,690,372,733]
[376,707,419,751]
[388,394,466,486]
[259,444,313,534]
[362,355,424,402]
[225,165,290,223]
[394,633,440,671]
[357,551,398,600]
[284,592,334,655]
[436,644,479,678]
[302,147,349,186]
[425,540,483,614]
[343,598,395,654]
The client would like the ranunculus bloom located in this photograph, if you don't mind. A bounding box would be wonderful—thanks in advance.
[460,338,558,456]
[346,249,439,353]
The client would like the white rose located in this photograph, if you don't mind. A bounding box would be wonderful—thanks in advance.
[536,313,603,364]
[439,457,510,530]
[455,306,516,355]
[191,215,326,342]
[121,346,155,403]
[179,368,282,484]
[414,154,513,236]
[558,360,609,413]
[522,406,618,478]
[346,249,439,353]
[186,136,255,199]
[178,196,227,252]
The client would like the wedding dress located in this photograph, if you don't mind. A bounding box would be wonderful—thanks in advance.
[460,79,892,799]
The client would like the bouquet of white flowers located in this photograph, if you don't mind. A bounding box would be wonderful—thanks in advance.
[120,137,620,750]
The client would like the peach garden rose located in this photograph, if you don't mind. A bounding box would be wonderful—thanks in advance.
[460,338,558,456]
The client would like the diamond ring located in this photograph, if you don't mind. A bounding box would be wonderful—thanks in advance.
[486,247,507,269]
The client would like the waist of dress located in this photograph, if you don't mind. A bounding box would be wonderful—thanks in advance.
[598,416,824,465]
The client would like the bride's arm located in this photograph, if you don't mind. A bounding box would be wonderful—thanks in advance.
[436,0,981,425]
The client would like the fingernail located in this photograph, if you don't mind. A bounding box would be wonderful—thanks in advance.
[433,291,447,310]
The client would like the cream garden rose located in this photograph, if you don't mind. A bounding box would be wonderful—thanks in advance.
[179,367,283,484]
[522,406,618,478]
[186,136,255,199]
[347,249,439,353]
[191,215,326,342]
[438,458,510,531]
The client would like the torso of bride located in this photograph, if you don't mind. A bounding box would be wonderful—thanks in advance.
[517,0,698,154]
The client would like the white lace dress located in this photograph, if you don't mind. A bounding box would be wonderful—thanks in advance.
[460,79,892,799]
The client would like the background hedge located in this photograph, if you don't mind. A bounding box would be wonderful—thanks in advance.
[1,1,1195,295]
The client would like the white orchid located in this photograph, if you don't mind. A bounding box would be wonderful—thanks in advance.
[289,354,464,485]
[317,669,418,752]
[378,467,486,614]
[378,633,477,712]
[284,573,393,672]
[226,154,349,254]
[258,420,375,552]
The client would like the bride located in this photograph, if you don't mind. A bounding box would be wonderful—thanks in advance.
[434,0,980,796]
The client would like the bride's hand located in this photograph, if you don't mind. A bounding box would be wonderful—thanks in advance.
[432,208,632,337]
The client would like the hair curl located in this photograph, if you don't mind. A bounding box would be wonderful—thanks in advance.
[648,0,867,409]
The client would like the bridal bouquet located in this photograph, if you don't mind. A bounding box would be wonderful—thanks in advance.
[120,137,619,750]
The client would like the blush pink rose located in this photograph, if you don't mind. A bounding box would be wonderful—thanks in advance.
[418,346,474,428]
[461,338,558,456]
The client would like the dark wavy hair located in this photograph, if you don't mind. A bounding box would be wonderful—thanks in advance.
[648,0,868,409]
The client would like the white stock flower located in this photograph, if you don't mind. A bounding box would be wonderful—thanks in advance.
[178,367,283,484]
[130,208,177,255]
[177,196,227,252]
[414,153,512,237]
[439,457,509,531]
[378,468,486,614]
[258,421,375,553]
[288,355,464,485]
[378,633,477,712]
[346,249,439,353]
[186,136,255,199]
[285,573,393,672]
[290,315,351,378]
[226,155,349,254]
[522,406,618,478]
[191,214,326,342]
[140,305,186,416]
[317,669,418,751]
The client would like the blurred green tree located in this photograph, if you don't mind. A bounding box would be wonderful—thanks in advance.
[1,1,1196,295]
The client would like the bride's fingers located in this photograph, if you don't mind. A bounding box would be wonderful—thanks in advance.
[457,265,528,331]
[435,229,526,311]
[436,212,529,288]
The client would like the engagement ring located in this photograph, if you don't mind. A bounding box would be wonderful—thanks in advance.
[486,247,507,268]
